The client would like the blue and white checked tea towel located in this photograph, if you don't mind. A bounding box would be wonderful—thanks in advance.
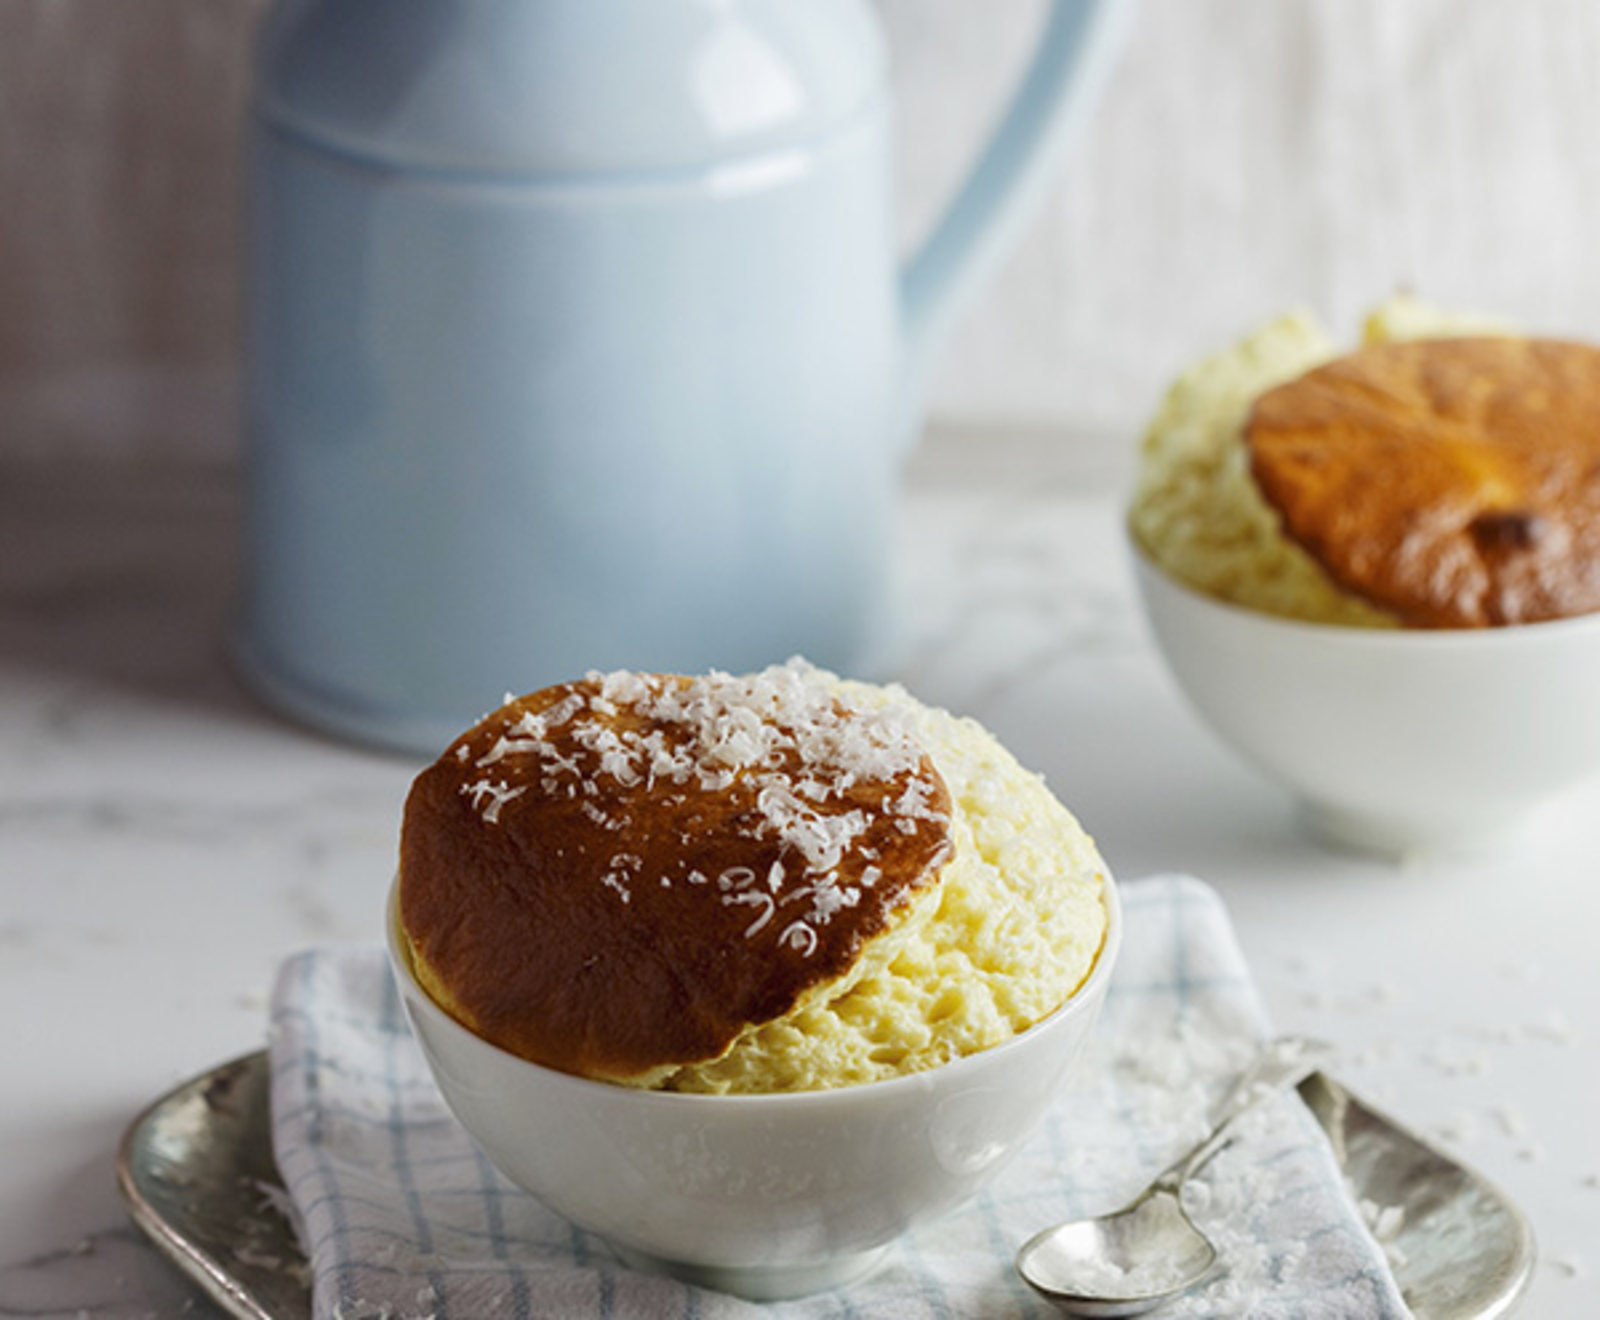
[268,875,1410,1319]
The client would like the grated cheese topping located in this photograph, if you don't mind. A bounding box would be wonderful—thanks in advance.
[455,659,950,955]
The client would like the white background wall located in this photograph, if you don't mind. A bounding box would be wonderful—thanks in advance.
[889,0,1600,436]
[4,0,1600,464]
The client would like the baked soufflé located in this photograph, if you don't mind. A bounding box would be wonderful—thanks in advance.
[1130,297,1600,628]
[398,660,1109,1093]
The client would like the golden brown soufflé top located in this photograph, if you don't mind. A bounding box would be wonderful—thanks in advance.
[398,662,954,1086]
[1247,336,1600,627]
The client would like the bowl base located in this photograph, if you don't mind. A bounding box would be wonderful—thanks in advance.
[1295,798,1538,862]
[612,1241,892,1300]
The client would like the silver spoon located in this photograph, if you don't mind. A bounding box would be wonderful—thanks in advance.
[1016,1035,1330,1317]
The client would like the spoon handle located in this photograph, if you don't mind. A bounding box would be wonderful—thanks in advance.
[1157,1036,1331,1192]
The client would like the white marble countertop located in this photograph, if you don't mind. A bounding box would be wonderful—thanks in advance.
[1,437,1596,1317]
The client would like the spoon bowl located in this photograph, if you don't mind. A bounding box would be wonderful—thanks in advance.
[1016,1184,1217,1317]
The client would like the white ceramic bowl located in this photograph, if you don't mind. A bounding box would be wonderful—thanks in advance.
[1133,544,1600,856]
[386,877,1119,1299]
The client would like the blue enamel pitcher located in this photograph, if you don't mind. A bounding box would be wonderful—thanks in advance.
[237,0,1130,754]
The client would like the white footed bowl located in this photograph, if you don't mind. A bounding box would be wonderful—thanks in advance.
[386,878,1119,1299]
[1133,546,1600,856]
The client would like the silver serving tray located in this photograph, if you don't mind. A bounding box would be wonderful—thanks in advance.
[1297,1073,1536,1320]
[117,1052,309,1320]
[115,1054,1535,1319]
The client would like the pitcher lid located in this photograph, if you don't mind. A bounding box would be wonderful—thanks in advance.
[254,0,886,176]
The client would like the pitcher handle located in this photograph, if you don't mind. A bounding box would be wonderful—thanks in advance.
[899,0,1133,408]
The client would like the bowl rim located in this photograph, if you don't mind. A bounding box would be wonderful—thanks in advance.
[1128,529,1600,647]
[386,866,1121,1109]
